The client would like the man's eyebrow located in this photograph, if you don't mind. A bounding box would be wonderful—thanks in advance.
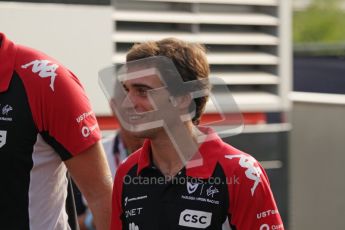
[131,83,153,90]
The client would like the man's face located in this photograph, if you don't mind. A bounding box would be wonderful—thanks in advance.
[120,74,166,138]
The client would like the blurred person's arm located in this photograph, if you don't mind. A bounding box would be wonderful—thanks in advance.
[65,141,113,230]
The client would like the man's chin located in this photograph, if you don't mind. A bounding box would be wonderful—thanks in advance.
[131,131,147,138]
[125,128,150,138]
[128,126,162,139]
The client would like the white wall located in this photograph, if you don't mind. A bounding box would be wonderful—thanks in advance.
[290,92,345,230]
[0,2,113,115]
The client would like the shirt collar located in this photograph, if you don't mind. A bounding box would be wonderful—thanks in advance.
[0,33,17,93]
[136,127,226,179]
[136,139,153,175]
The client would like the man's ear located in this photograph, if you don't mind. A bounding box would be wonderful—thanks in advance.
[171,94,193,110]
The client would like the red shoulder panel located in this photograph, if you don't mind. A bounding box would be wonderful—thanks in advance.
[219,150,284,230]
[14,45,101,156]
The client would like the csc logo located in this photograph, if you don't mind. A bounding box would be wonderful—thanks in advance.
[178,209,212,229]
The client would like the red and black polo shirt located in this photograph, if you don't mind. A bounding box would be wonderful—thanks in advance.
[111,129,284,230]
[0,33,101,229]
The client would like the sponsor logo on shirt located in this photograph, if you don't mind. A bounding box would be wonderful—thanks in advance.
[181,195,220,205]
[0,130,7,148]
[0,104,13,122]
[2,105,12,115]
[187,182,199,194]
[272,224,284,229]
[182,183,220,205]
[76,111,94,123]
[178,209,212,229]
[81,124,98,138]
[257,209,279,219]
[129,222,139,230]
[260,224,270,230]
[125,207,143,218]
[206,185,219,198]
[21,60,59,91]
[225,154,262,196]
[260,223,284,230]
[124,195,148,207]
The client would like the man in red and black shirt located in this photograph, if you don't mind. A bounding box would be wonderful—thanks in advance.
[0,33,112,230]
[109,38,284,230]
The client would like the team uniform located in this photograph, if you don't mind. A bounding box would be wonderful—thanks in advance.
[0,33,101,229]
[111,128,284,230]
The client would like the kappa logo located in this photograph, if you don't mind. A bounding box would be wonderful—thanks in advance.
[0,130,7,148]
[187,182,199,194]
[21,60,59,91]
[225,154,262,196]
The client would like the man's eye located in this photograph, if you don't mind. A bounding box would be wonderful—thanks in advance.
[137,88,148,97]
[122,85,129,92]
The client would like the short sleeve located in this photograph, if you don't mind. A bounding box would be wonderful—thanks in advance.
[224,154,284,230]
[16,46,101,159]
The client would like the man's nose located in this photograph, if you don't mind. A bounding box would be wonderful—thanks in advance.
[121,93,135,109]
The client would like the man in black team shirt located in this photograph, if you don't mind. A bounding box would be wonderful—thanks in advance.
[107,38,284,230]
[0,32,112,230]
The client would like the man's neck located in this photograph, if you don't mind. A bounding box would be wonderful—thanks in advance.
[150,122,200,177]
[120,129,143,153]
